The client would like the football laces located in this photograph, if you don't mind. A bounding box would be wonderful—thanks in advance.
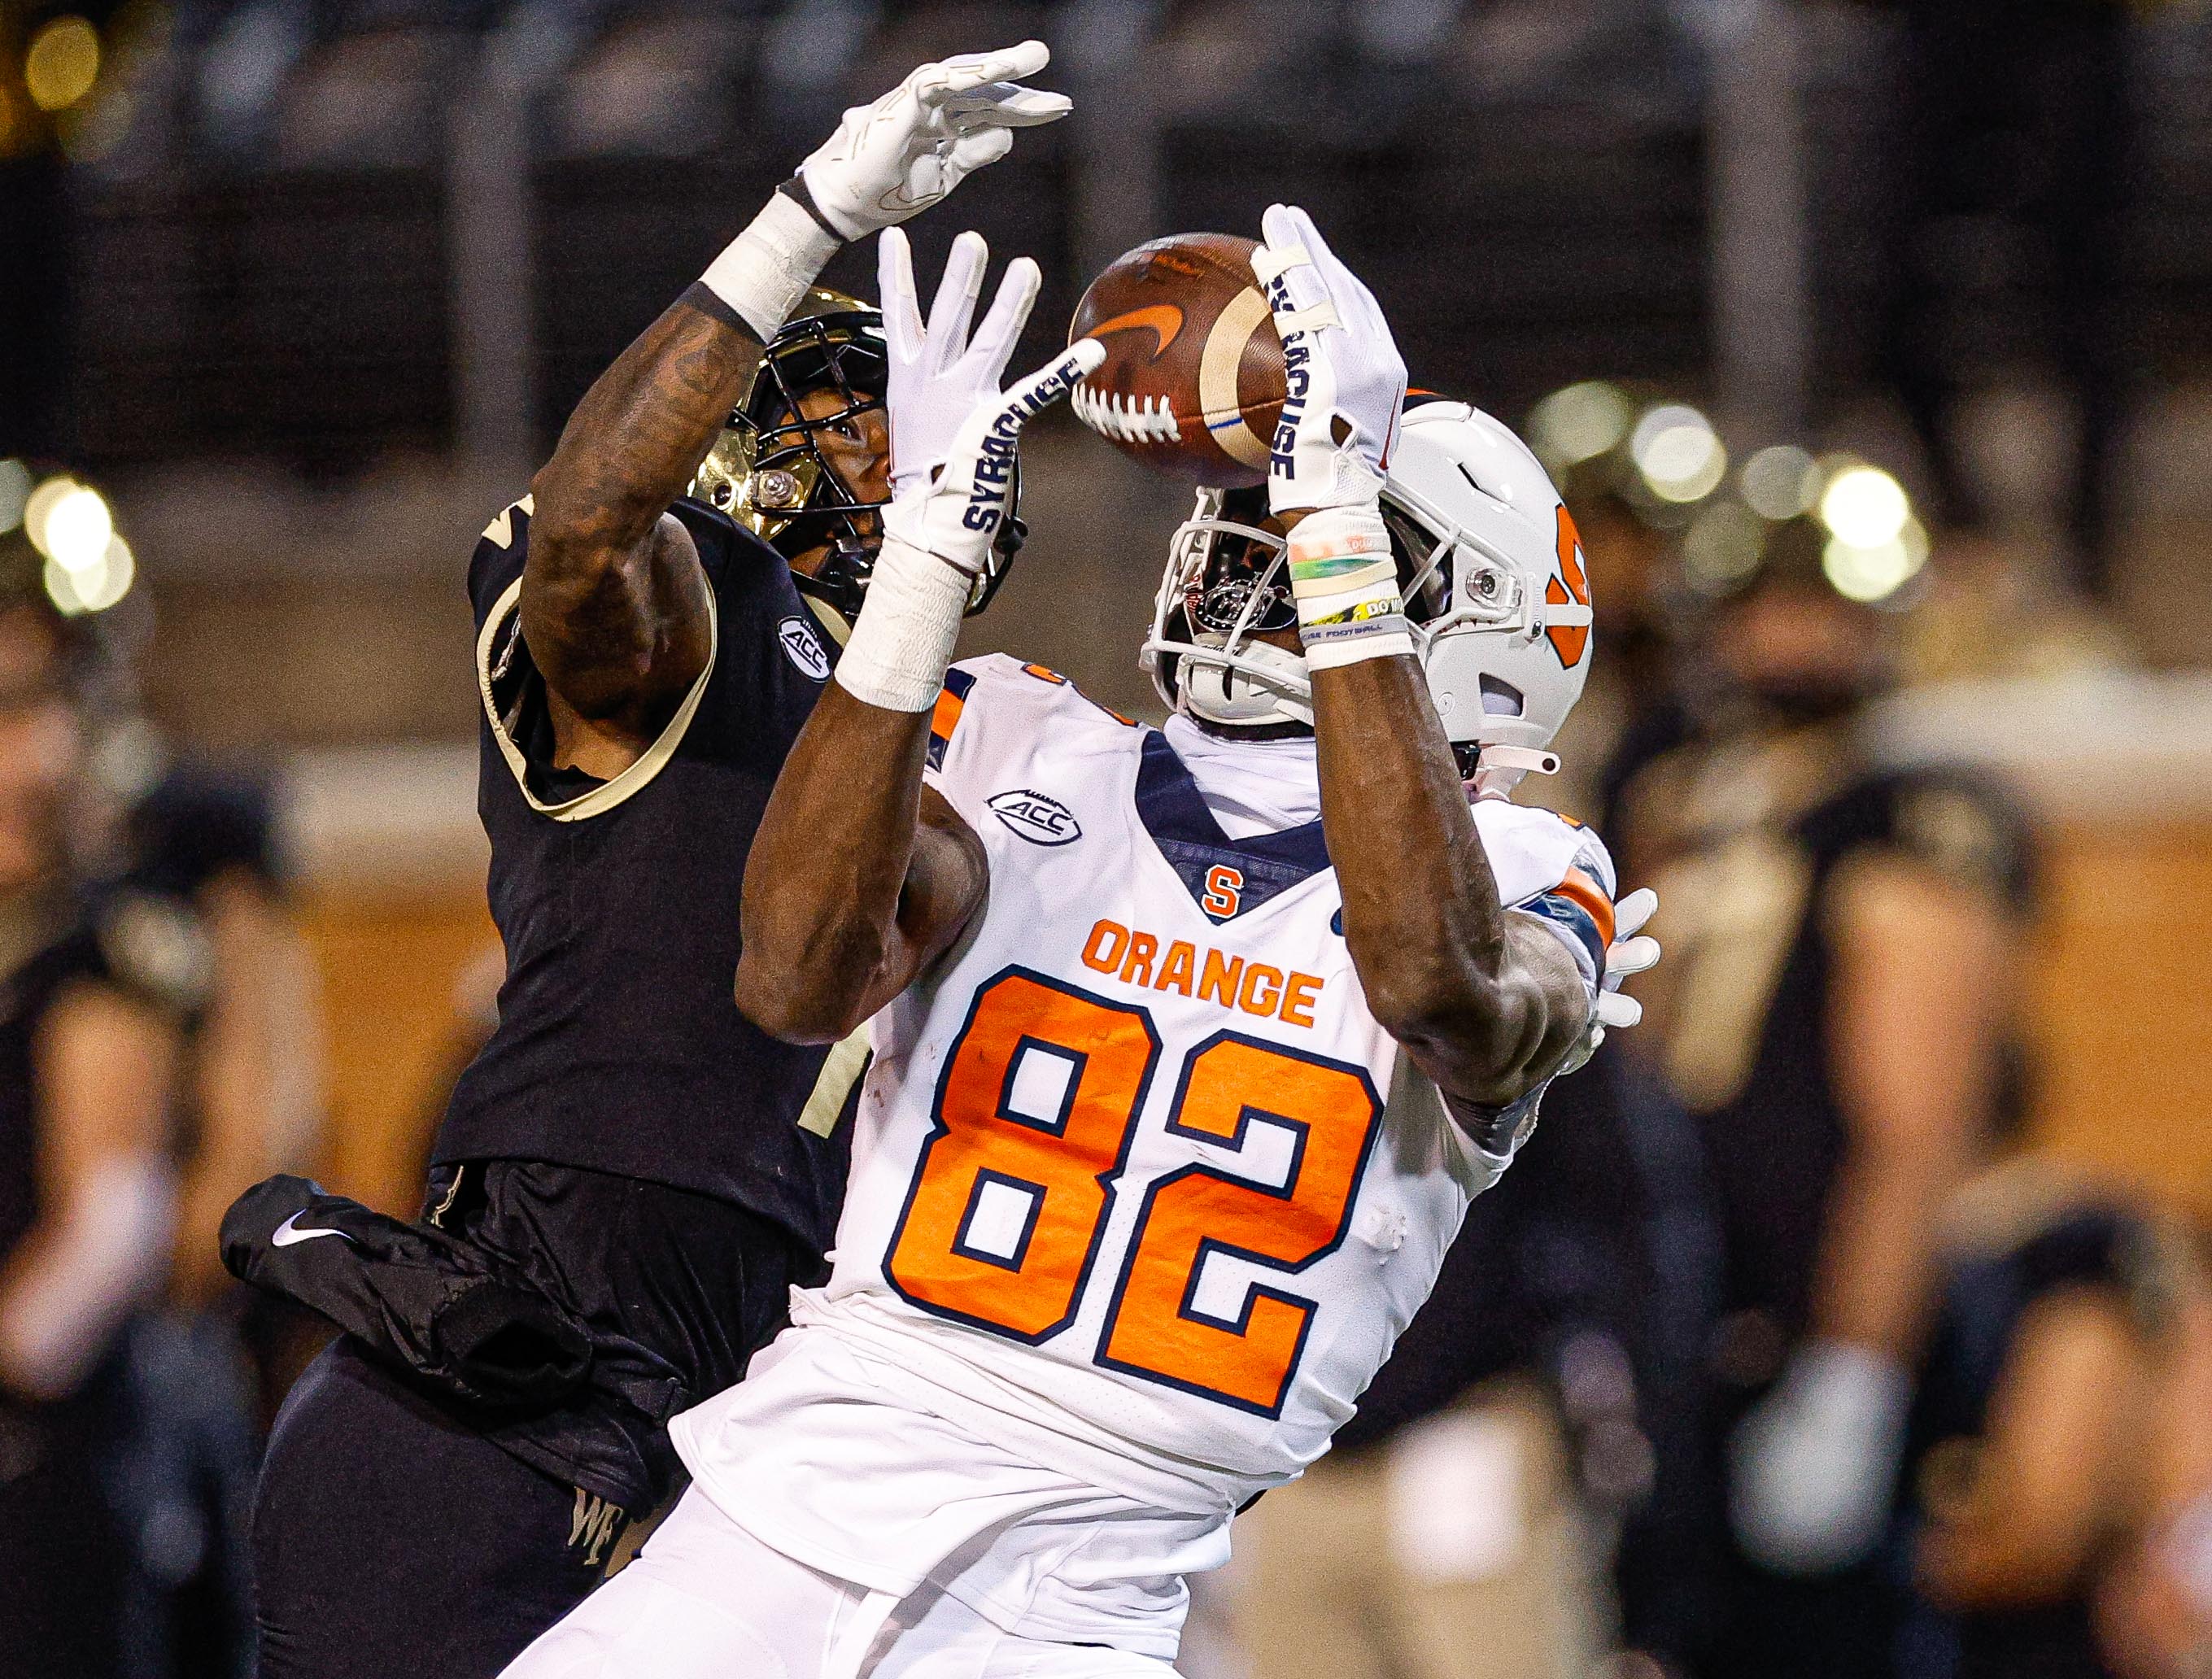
[1071,384,1182,445]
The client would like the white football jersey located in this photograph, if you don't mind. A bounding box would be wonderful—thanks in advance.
[798,656,1616,1501]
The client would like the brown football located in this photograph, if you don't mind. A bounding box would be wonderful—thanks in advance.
[1067,233,1285,488]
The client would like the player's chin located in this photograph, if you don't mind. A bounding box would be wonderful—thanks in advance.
[849,507,886,558]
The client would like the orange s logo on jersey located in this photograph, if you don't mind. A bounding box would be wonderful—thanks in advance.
[1545,504,1590,669]
[1201,865,1244,920]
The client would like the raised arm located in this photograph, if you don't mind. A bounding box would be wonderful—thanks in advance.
[1254,206,1590,1117]
[1311,657,1589,1108]
[520,45,1071,766]
[521,292,757,748]
[734,238,1102,1043]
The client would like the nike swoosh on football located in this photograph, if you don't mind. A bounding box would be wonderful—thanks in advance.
[1088,305,1184,360]
[272,1210,350,1248]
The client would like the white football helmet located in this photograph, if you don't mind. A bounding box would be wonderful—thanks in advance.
[1141,399,1595,781]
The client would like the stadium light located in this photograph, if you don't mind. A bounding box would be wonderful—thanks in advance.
[1741,445,1817,521]
[1683,501,1766,591]
[25,17,101,113]
[1817,464,1910,550]
[1630,404,1726,504]
[44,534,133,617]
[26,479,113,575]
[1528,382,1631,469]
[1822,517,1928,604]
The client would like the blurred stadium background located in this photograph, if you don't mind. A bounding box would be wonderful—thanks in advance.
[5,1,2212,1676]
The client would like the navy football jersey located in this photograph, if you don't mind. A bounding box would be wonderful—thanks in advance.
[434,495,857,1254]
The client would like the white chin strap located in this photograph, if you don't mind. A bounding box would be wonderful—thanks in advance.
[1470,743,1560,799]
[1176,639,1314,729]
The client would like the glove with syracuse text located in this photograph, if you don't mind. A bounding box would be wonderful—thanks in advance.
[1250,205,1411,670]
[833,240,1102,713]
[1253,203,1408,518]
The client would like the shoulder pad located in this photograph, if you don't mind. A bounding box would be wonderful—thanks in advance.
[1883,773,2034,909]
[927,655,1141,777]
[95,889,212,1014]
[477,495,534,555]
[1472,800,1615,906]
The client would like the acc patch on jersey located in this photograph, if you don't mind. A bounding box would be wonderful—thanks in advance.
[777,616,831,682]
[987,789,1082,847]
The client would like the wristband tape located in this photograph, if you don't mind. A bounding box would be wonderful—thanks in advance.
[699,192,840,342]
[1289,556,1396,600]
[1289,504,1408,668]
[831,524,971,713]
[1305,625,1416,670]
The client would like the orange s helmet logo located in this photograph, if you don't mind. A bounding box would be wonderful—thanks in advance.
[1545,505,1590,669]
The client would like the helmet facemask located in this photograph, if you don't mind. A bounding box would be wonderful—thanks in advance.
[1143,487,1307,727]
[689,294,1025,626]
[1144,487,1464,735]
[1144,410,1590,793]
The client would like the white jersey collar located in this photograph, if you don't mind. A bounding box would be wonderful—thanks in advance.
[1162,715,1320,840]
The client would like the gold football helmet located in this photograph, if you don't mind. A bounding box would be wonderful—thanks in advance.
[687,287,1023,624]
[691,289,880,543]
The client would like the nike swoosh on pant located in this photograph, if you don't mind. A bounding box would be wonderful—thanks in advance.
[272,1211,351,1248]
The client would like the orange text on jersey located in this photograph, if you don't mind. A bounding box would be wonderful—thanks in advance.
[1080,919,1324,1029]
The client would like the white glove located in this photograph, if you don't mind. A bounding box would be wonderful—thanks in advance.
[879,227,1041,502]
[1730,1341,1911,1574]
[1251,203,1409,517]
[801,42,1071,242]
[835,326,1103,713]
[1599,885,1660,1031]
[1555,885,1661,1075]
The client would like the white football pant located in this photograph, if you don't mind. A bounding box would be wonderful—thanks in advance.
[498,1485,1176,1679]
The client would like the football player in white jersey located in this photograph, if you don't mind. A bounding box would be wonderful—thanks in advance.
[500,212,1658,1679]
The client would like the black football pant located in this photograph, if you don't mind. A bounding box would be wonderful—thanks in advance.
[252,1337,623,1679]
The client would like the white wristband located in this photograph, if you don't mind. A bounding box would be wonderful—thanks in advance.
[1289,505,1411,669]
[699,191,841,342]
[832,531,972,713]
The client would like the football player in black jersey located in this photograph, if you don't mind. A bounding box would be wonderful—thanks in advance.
[1615,513,2035,1679]
[230,43,1071,1679]
[0,528,211,1679]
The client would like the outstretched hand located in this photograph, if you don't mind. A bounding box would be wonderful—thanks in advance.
[879,228,1041,500]
[883,334,1105,582]
[1251,203,1408,517]
[829,232,1097,717]
[801,43,1071,242]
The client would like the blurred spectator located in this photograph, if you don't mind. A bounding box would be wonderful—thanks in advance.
[1230,1048,1720,1679]
[127,764,323,1311]
[1870,0,2138,600]
[1615,515,2037,1679]
[1896,1157,2193,1679]
[2098,1258,2212,1679]
[0,531,206,1678]
[116,764,321,1674]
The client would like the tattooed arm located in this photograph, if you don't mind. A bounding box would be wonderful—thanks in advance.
[517,45,1071,778]
[520,290,761,774]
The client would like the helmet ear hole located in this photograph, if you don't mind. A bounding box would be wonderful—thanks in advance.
[1479,675,1525,717]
